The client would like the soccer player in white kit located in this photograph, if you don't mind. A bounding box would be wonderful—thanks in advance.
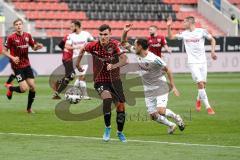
[167,16,217,115]
[122,24,185,134]
[65,20,94,100]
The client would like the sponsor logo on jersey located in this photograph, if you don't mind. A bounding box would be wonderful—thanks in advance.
[185,38,200,43]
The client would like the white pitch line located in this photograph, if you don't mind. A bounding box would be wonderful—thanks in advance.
[0,132,240,149]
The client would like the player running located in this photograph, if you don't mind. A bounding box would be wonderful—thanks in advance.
[2,18,43,113]
[52,21,76,99]
[76,24,128,142]
[122,24,185,134]
[167,16,217,115]
[148,25,172,58]
[66,20,94,100]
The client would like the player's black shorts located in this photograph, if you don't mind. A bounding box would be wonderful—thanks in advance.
[62,59,75,80]
[94,80,126,103]
[13,66,34,83]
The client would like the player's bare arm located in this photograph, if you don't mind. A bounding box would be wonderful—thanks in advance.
[167,17,177,40]
[107,53,128,71]
[64,43,80,50]
[209,36,217,60]
[76,47,85,72]
[163,44,172,54]
[162,66,180,97]
[121,24,134,51]
[2,46,20,64]
[32,42,43,51]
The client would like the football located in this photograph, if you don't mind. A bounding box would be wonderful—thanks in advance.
[64,86,81,104]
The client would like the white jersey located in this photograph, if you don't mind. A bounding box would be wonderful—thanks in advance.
[136,51,168,97]
[175,28,212,64]
[66,31,94,56]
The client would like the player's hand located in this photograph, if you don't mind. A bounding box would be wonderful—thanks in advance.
[167,48,172,54]
[167,17,173,27]
[35,43,43,50]
[124,24,133,32]
[107,63,115,71]
[12,56,20,64]
[76,65,84,72]
[211,52,217,60]
[172,86,180,97]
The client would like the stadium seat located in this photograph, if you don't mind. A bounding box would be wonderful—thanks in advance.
[8,0,225,37]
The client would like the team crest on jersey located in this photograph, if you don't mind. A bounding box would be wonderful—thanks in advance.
[107,47,113,53]
[25,37,29,42]
[15,39,20,43]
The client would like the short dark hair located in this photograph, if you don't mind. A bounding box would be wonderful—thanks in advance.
[185,16,195,24]
[13,18,23,25]
[72,20,81,28]
[136,38,148,50]
[149,25,158,29]
[98,24,111,32]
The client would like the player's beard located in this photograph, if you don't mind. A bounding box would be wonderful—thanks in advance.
[136,50,141,55]
[150,33,154,37]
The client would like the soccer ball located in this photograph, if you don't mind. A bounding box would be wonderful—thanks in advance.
[64,87,81,104]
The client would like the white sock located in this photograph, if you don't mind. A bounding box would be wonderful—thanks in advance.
[74,79,80,87]
[197,92,200,100]
[79,80,89,97]
[198,89,211,109]
[155,114,175,127]
[165,109,177,119]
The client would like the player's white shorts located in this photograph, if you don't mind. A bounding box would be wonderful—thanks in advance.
[188,63,207,83]
[75,64,88,76]
[73,53,88,76]
[145,93,168,114]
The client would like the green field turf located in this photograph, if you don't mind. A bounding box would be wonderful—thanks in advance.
[0,73,240,160]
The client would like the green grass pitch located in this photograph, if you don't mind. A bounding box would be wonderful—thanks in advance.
[0,73,240,160]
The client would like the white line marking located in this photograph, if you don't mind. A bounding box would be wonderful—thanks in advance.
[0,132,240,149]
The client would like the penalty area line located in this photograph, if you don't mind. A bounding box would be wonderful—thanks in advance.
[0,132,239,149]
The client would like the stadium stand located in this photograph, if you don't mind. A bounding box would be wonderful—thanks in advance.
[228,0,240,9]
[6,0,225,37]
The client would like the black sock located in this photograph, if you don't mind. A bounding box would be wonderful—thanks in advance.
[9,86,22,93]
[116,111,125,132]
[6,74,15,84]
[103,98,112,127]
[56,78,69,94]
[27,91,35,110]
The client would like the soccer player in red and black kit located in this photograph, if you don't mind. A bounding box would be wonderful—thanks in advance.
[76,24,128,142]
[52,21,76,99]
[148,25,172,57]
[2,18,43,113]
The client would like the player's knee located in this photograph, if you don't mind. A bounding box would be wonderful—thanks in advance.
[197,82,205,89]
[116,102,125,112]
[29,85,35,92]
[79,75,85,81]
[20,85,29,93]
[157,107,166,115]
[150,113,157,120]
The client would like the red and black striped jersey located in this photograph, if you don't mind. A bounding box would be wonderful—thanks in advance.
[4,32,35,69]
[84,39,122,83]
[148,35,167,58]
[60,34,73,62]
